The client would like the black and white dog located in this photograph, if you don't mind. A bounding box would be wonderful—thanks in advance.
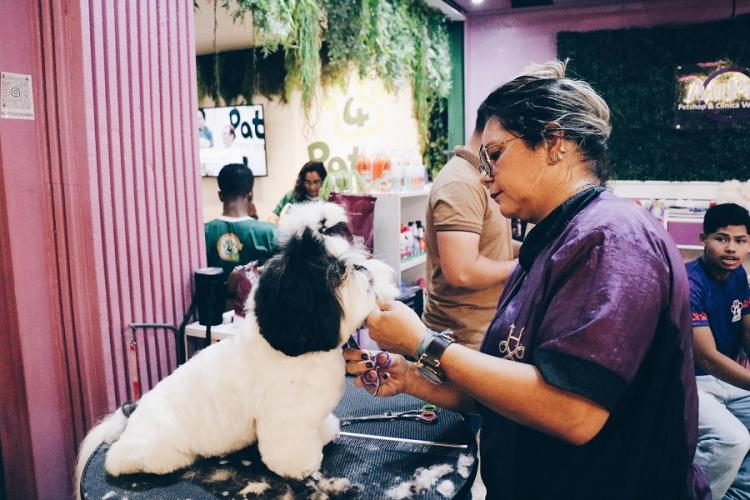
[75,202,398,494]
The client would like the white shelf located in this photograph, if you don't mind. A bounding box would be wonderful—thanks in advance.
[184,320,239,341]
[400,254,426,271]
[371,187,431,199]
[373,187,430,285]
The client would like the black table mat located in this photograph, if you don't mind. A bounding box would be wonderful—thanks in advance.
[81,376,477,499]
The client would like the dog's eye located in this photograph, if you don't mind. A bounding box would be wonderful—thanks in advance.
[353,264,374,287]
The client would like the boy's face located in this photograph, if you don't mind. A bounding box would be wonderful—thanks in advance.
[701,224,750,272]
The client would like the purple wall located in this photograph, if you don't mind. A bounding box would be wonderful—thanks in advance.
[464,0,750,138]
[0,0,203,497]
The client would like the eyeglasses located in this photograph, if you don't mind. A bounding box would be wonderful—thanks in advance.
[479,135,524,177]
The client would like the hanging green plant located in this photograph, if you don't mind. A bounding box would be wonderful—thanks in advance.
[426,97,448,181]
[196,48,288,105]
[200,0,452,173]
[318,0,365,86]
[224,0,295,51]
[284,0,322,112]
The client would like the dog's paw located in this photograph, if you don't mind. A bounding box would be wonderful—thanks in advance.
[260,440,323,480]
[265,452,323,481]
[320,414,340,444]
[105,438,193,476]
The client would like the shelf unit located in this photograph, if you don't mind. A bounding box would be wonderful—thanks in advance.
[372,188,430,285]
[662,210,704,252]
[400,254,426,272]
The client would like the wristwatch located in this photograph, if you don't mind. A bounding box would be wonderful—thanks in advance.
[415,329,455,384]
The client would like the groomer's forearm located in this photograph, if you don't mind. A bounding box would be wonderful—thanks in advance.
[438,344,608,445]
[402,363,478,413]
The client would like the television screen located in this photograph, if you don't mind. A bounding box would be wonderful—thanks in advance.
[198,105,267,177]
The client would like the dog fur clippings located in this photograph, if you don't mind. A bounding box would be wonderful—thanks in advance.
[385,464,455,499]
[237,480,271,496]
[75,202,398,497]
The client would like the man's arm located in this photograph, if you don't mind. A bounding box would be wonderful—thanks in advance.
[694,325,750,390]
[743,314,750,356]
[436,230,516,289]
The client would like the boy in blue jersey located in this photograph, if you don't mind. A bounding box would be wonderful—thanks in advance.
[689,203,750,499]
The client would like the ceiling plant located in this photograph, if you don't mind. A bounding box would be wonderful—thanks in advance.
[198,0,452,170]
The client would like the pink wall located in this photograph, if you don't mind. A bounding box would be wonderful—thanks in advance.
[0,0,203,497]
[464,0,750,138]
[0,1,74,497]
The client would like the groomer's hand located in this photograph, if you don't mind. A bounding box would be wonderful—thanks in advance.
[367,300,427,357]
[343,349,411,398]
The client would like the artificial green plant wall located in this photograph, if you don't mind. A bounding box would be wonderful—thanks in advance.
[197,0,452,175]
[558,14,750,181]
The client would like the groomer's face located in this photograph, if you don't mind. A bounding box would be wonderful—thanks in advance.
[701,225,750,272]
[481,120,544,222]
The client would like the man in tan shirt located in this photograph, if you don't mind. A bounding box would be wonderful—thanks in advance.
[423,111,517,350]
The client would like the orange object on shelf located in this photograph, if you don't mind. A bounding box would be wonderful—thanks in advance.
[355,152,373,191]
[372,154,387,181]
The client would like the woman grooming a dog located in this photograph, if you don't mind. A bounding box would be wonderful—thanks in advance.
[345,61,710,500]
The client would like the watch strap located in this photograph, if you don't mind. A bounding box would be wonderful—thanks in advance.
[422,332,455,368]
[415,329,455,384]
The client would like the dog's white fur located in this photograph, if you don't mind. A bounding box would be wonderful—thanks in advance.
[75,202,398,496]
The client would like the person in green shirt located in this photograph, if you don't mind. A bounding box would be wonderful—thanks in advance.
[205,163,277,279]
[269,161,327,224]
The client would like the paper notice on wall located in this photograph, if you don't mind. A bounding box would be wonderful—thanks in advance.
[1,72,34,120]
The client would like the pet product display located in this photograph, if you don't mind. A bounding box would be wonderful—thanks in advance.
[400,220,427,263]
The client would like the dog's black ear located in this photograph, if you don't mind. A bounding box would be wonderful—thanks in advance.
[254,227,345,356]
[320,220,353,243]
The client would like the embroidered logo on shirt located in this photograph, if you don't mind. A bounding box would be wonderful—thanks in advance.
[731,299,742,323]
[217,233,243,263]
[499,324,525,361]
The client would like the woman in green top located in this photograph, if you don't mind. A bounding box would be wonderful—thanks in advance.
[269,161,328,223]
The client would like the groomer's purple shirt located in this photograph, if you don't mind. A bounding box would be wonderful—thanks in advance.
[479,191,709,499]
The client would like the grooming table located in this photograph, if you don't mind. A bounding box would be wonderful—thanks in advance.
[80,377,478,499]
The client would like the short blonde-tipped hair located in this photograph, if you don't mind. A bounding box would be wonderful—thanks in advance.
[477,59,612,181]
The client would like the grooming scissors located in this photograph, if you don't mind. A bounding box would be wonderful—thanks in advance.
[346,336,392,396]
[340,404,438,426]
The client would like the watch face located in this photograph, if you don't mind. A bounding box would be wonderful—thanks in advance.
[417,364,444,385]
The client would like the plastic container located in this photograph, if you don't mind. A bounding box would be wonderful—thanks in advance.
[320,169,368,199]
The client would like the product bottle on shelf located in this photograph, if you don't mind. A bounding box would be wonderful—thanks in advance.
[381,153,392,193]
[409,222,420,257]
[372,149,384,191]
[406,155,426,191]
[356,148,373,193]
[402,225,414,261]
[416,220,426,254]
[391,152,404,192]
[405,159,415,191]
